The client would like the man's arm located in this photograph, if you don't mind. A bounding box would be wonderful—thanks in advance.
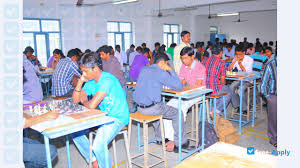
[24,110,59,129]
[160,64,183,90]
[80,91,107,109]
[228,59,237,71]
[238,62,247,72]
[261,66,271,100]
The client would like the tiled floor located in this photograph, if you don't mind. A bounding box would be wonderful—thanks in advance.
[27,91,275,168]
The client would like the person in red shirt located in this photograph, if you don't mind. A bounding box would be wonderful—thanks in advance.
[202,46,233,116]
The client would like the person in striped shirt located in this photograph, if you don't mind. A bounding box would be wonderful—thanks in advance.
[261,52,277,147]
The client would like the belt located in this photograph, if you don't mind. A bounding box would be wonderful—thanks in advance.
[137,103,157,108]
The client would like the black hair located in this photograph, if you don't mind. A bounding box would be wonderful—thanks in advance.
[136,46,142,52]
[74,48,82,54]
[180,47,194,57]
[115,45,120,49]
[53,49,65,58]
[256,38,260,41]
[196,41,202,48]
[248,43,254,48]
[67,49,80,58]
[265,47,273,53]
[142,48,150,54]
[263,42,268,47]
[108,46,114,55]
[79,52,103,70]
[170,43,177,48]
[155,42,160,47]
[84,49,92,53]
[97,45,111,54]
[269,41,274,46]
[215,38,219,42]
[180,30,190,37]
[23,46,34,54]
[130,44,135,48]
[227,43,233,48]
[190,43,194,47]
[154,52,170,64]
[141,43,146,47]
[23,66,27,84]
[212,46,223,55]
[235,45,244,52]
[158,46,166,53]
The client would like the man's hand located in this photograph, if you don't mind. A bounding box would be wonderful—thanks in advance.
[41,110,59,122]
[79,75,88,83]
[181,79,187,86]
[80,90,88,104]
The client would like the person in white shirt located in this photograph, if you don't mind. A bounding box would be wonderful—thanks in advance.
[228,45,254,113]
[206,43,213,57]
[114,45,127,70]
[173,31,191,74]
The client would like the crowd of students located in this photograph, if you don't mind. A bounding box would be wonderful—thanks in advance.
[22,31,277,168]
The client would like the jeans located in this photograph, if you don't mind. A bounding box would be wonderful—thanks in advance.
[23,137,57,168]
[71,117,125,168]
[211,85,233,114]
[230,81,251,111]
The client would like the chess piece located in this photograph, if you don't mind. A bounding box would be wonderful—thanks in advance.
[29,106,33,113]
[34,106,38,115]
[43,106,47,114]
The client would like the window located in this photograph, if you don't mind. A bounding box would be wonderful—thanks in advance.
[107,21,133,51]
[23,18,62,66]
[209,26,218,34]
[163,24,180,48]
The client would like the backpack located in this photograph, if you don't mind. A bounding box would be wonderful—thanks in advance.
[214,115,239,144]
[198,121,219,149]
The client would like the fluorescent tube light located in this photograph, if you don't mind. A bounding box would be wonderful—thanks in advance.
[113,0,137,5]
[217,13,239,17]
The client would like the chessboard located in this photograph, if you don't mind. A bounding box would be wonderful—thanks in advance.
[24,99,89,117]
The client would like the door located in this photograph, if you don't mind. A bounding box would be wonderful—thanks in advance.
[115,33,124,51]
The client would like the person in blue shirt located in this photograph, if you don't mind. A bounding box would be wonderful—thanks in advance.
[71,52,129,168]
[134,52,191,153]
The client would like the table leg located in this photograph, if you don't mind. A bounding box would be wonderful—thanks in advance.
[252,79,256,127]
[213,98,216,126]
[44,136,52,168]
[137,122,141,153]
[66,135,71,168]
[239,80,244,135]
[201,95,206,151]
[178,97,182,163]
[223,96,227,119]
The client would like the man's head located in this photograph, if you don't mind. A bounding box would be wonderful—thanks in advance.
[23,46,34,59]
[53,49,65,59]
[74,48,83,56]
[227,43,233,51]
[215,38,220,43]
[244,37,247,42]
[154,42,160,51]
[115,45,121,52]
[248,43,254,49]
[180,47,195,67]
[269,41,274,46]
[190,43,195,49]
[212,46,223,59]
[136,46,143,53]
[235,45,245,61]
[79,52,103,81]
[180,31,191,44]
[256,38,260,42]
[67,49,80,62]
[196,42,203,52]
[208,44,213,49]
[170,43,177,48]
[265,47,273,59]
[223,38,227,43]
[130,44,135,50]
[142,48,150,57]
[158,45,166,54]
[141,43,146,49]
[97,45,111,61]
[154,52,170,70]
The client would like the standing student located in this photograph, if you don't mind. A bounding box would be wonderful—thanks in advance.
[152,42,160,58]
[134,52,191,153]
[173,31,191,74]
[114,45,126,69]
[72,52,129,168]
[126,44,135,64]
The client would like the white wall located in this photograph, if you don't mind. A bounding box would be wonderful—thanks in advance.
[23,0,194,52]
[194,10,277,44]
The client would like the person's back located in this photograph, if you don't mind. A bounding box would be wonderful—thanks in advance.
[52,57,81,96]
[102,55,125,84]
[129,53,149,79]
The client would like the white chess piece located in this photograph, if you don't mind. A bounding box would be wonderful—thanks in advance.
[29,106,33,113]
[43,106,47,114]
[34,106,38,116]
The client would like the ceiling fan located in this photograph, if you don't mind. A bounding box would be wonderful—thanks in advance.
[232,12,248,22]
[146,0,174,18]
[59,0,138,7]
[208,4,217,19]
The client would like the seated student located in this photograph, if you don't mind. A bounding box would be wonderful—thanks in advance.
[228,45,254,113]
[222,43,235,60]
[158,45,174,69]
[202,46,233,116]
[246,43,255,55]
[52,49,81,97]
[23,67,58,168]
[134,52,190,153]
[164,47,206,150]
[23,46,39,72]
[97,45,125,86]
[129,46,141,66]
[71,52,129,168]
[129,48,150,82]
[195,42,209,62]
[23,52,43,102]
[47,49,65,69]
